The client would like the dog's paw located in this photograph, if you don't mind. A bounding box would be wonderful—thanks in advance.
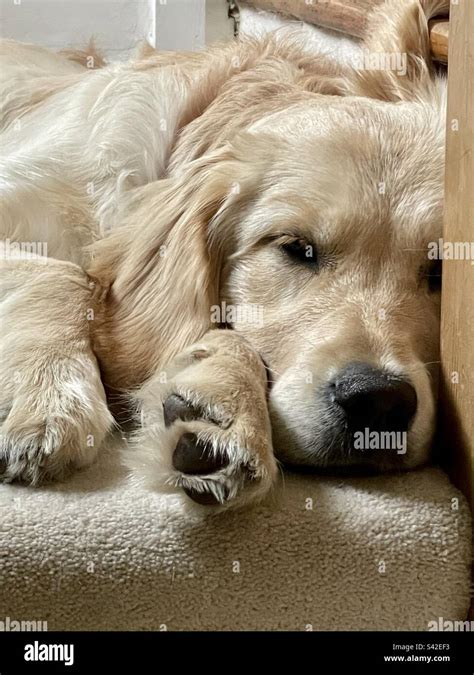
[162,394,275,507]
[0,354,113,485]
[0,256,114,484]
[126,331,278,509]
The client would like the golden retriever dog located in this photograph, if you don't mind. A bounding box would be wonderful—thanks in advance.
[0,0,448,508]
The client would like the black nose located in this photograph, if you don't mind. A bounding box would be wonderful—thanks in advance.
[330,362,417,432]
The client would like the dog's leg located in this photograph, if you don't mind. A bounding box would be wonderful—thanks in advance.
[0,255,113,483]
[126,330,278,509]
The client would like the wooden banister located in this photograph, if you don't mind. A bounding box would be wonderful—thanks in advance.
[440,0,473,514]
[240,0,449,62]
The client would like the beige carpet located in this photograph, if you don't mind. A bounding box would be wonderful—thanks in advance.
[0,438,471,631]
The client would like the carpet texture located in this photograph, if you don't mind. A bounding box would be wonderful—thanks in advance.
[0,439,471,631]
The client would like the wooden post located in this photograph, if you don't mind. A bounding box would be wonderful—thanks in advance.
[439,0,473,621]
[429,18,449,63]
[440,0,473,513]
[240,0,449,61]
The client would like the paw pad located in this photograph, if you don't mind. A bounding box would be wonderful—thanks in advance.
[182,485,225,506]
[163,394,200,427]
[172,432,229,475]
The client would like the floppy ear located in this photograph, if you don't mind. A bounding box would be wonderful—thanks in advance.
[348,0,449,102]
[87,144,251,392]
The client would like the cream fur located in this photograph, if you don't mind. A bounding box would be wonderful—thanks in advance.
[0,255,113,483]
[0,0,449,507]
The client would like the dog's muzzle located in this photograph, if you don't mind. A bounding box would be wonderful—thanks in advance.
[329,362,417,432]
[321,362,418,466]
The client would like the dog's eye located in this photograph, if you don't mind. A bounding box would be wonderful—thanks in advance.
[280,237,319,268]
[425,259,442,292]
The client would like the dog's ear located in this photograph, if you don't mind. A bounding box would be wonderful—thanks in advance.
[87,144,252,390]
[348,0,448,102]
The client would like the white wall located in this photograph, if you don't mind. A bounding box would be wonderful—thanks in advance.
[0,0,233,59]
[155,0,205,51]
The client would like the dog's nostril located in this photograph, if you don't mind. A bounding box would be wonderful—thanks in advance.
[331,362,417,432]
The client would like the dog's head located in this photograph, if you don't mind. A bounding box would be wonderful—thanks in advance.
[215,96,444,471]
[91,89,444,474]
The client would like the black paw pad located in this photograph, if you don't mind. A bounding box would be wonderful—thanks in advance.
[163,395,200,427]
[172,433,229,475]
[183,485,225,506]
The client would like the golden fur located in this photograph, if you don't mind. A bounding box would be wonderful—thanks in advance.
[0,0,449,507]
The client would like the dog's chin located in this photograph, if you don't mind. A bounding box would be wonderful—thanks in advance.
[270,410,431,475]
